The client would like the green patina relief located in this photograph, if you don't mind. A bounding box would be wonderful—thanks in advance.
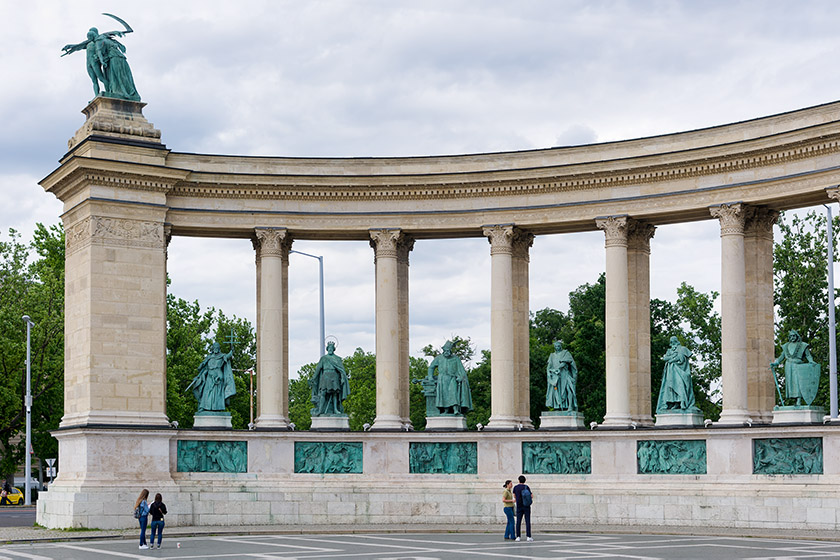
[523,441,591,474]
[637,440,706,474]
[295,442,363,473]
[409,442,477,474]
[753,437,823,475]
[177,440,247,473]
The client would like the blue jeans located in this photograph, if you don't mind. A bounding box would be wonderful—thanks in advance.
[516,506,531,538]
[138,515,148,546]
[504,507,515,539]
[150,519,165,546]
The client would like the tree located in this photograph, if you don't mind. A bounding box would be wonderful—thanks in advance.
[0,225,65,479]
[774,210,838,408]
[165,293,256,429]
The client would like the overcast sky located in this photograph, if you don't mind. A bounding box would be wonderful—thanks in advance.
[3,1,839,376]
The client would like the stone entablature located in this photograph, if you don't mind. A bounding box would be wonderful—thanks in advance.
[43,100,840,239]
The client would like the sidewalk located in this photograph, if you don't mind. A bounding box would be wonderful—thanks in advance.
[3,522,840,544]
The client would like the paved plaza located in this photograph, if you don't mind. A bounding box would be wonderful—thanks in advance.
[4,532,840,560]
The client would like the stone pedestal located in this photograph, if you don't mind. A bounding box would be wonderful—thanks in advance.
[772,406,826,424]
[425,416,468,431]
[655,411,704,427]
[193,413,232,429]
[540,411,585,429]
[310,415,350,431]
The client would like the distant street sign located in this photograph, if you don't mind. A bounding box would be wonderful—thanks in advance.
[46,458,56,467]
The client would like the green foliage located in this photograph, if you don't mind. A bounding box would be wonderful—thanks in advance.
[774,210,837,408]
[165,292,256,429]
[342,348,377,431]
[421,335,475,366]
[0,225,65,478]
[464,350,491,429]
[566,274,607,426]
[289,363,315,430]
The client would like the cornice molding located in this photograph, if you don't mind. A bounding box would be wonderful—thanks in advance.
[166,135,840,203]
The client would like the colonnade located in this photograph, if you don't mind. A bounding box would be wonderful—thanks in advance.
[248,203,778,430]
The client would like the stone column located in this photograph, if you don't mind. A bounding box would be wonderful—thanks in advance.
[397,235,415,427]
[512,230,535,429]
[596,216,632,427]
[254,228,292,429]
[370,229,404,430]
[710,203,750,425]
[744,207,779,423]
[627,220,656,426]
[483,225,517,430]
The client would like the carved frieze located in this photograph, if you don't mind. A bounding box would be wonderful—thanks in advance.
[753,437,823,475]
[522,441,591,474]
[176,440,247,473]
[409,442,477,474]
[637,439,706,474]
[65,215,165,255]
[294,442,363,474]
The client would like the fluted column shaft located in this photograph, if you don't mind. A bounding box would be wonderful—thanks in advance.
[254,228,292,428]
[512,231,535,429]
[370,229,404,430]
[711,203,749,425]
[745,207,778,423]
[596,216,632,426]
[397,236,415,426]
[484,225,517,429]
[627,220,655,426]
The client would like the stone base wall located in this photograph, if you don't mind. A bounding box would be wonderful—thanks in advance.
[37,426,840,532]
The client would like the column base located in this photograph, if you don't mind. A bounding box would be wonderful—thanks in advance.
[600,413,633,428]
[371,415,404,431]
[772,406,826,425]
[655,411,704,427]
[310,415,350,431]
[485,415,521,431]
[540,411,585,429]
[715,409,751,426]
[424,416,468,431]
[254,414,291,430]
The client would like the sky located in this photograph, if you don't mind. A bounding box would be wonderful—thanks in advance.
[3,0,839,377]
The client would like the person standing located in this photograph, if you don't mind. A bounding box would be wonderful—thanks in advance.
[0,481,11,505]
[148,493,168,549]
[134,489,150,549]
[502,480,516,540]
[513,475,533,542]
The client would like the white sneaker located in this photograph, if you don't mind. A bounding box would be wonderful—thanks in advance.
[139,544,148,549]
[515,537,520,541]
[527,537,534,542]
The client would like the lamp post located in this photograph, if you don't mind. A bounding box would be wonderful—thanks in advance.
[290,250,325,356]
[22,315,34,506]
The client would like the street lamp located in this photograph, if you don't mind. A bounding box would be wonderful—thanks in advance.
[826,203,838,419]
[290,250,325,356]
[22,315,34,506]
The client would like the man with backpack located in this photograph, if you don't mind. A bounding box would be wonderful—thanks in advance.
[512,475,533,541]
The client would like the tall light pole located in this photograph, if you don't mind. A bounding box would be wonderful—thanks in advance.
[22,315,34,506]
[290,250,325,356]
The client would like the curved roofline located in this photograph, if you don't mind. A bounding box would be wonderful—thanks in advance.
[166,99,840,162]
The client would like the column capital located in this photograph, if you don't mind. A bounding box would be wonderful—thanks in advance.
[710,203,746,236]
[254,227,292,259]
[827,186,840,203]
[482,224,515,255]
[369,228,403,259]
[626,219,656,253]
[511,230,535,260]
[743,206,779,240]
[595,215,629,248]
[163,224,173,247]
[396,235,415,265]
